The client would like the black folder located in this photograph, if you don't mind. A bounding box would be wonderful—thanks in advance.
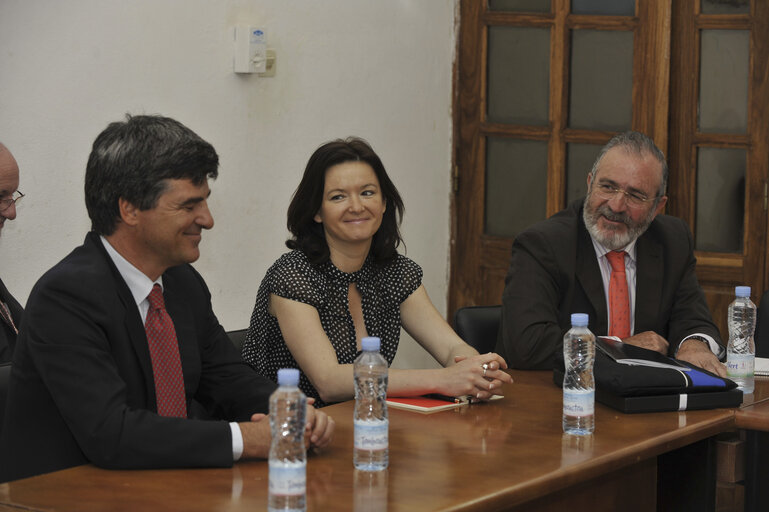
[594,387,743,413]
[554,339,743,413]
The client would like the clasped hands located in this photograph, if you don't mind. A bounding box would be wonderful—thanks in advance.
[240,399,335,459]
[622,330,726,377]
[446,353,514,401]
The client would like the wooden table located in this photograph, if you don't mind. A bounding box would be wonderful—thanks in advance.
[734,376,769,510]
[736,375,769,431]
[0,371,742,512]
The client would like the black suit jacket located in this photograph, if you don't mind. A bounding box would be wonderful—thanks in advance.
[496,201,722,370]
[0,233,277,482]
[0,277,22,363]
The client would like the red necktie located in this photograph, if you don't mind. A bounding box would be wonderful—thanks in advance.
[606,251,631,339]
[145,284,187,418]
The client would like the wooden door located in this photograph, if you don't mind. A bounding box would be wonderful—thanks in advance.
[667,0,769,338]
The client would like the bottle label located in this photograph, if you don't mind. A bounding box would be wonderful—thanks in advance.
[269,460,306,496]
[563,388,594,417]
[354,418,388,451]
[726,353,754,378]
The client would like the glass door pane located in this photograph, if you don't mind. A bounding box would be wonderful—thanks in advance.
[566,143,600,205]
[487,27,551,125]
[488,0,551,12]
[485,138,548,237]
[569,30,633,130]
[571,0,634,16]
[701,0,749,15]
[699,30,749,133]
[695,147,745,253]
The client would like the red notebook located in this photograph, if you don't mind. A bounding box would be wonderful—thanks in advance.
[386,394,503,414]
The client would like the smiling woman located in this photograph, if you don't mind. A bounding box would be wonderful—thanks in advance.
[242,137,513,407]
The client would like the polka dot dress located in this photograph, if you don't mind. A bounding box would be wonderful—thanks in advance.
[242,250,423,407]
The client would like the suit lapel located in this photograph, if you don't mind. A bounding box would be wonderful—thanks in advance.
[576,221,608,333]
[87,233,157,403]
[634,230,663,333]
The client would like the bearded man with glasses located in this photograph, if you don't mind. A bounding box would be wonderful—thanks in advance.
[497,131,725,377]
[0,143,23,363]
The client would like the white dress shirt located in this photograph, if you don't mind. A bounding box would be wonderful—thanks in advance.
[100,236,244,460]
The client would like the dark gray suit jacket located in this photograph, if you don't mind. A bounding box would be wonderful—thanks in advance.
[496,200,722,370]
[0,277,22,363]
[0,232,277,482]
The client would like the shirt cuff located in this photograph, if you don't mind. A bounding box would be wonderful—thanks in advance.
[231,422,244,461]
[677,333,725,360]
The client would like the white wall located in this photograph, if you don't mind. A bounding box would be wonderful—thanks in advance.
[0,0,456,369]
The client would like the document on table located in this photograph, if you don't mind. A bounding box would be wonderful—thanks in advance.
[755,357,769,376]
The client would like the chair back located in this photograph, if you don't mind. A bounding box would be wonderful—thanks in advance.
[453,305,502,354]
[0,362,10,437]
[227,329,248,352]
[754,291,769,358]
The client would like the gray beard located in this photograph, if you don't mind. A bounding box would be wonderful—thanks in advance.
[582,197,656,250]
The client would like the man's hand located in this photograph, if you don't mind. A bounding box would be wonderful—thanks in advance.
[677,338,726,377]
[240,402,335,460]
[239,414,271,459]
[622,331,669,355]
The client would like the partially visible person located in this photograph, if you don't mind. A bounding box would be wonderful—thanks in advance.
[497,131,725,376]
[242,137,512,407]
[0,143,23,363]
[0,115,333,483]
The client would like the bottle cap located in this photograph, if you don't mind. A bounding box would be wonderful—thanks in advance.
[361,336,381,351]
[735,286,751,298]
[277,368,300,387]
[571,313,589,327]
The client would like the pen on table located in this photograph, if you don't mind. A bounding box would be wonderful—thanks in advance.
[424,394,472,404]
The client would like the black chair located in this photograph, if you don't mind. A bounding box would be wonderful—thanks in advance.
[226,329,248,352]
[755,291,769,358]
[0,362,10,437]
[453,305,501,354]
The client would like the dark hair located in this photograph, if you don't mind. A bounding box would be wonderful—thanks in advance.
[590,131,668,199]
[286,137,405,265]
[85,114,219,235]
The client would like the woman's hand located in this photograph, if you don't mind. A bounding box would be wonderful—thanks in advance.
[305,399,335,450]
[437,353,513,401]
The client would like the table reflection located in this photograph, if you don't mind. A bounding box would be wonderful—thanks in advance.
[353,469,388,512]
[560,433,594,467]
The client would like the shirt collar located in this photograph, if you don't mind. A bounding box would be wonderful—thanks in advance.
[100,235,163,307]
[589,235,638,265]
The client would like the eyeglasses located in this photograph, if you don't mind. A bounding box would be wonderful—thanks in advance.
[0,191,24,212]
[592,183,657,209]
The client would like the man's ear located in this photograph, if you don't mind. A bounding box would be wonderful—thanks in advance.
[118,198,140,227]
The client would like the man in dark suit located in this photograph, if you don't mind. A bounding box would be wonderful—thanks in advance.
[0,115,334,482]
[497,131,725,376]
[0,143,23,363]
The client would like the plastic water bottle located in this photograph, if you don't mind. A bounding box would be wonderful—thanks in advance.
[269,368,307,512]
[353,337,389,471]
[562,313,596,435]
[726,286,756,394]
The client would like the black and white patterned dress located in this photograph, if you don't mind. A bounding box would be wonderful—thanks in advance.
[242,250,423,407]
